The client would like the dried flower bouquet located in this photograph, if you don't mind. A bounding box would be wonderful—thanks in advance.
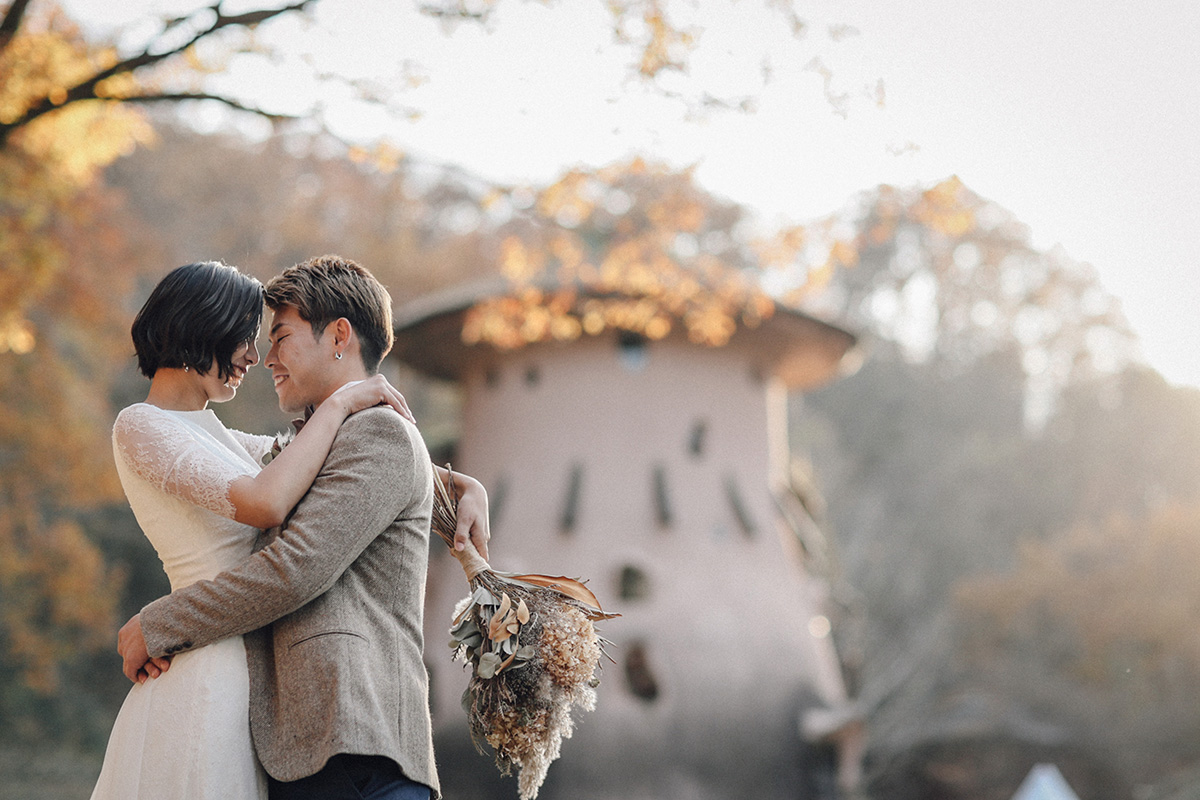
[432,467,617,800]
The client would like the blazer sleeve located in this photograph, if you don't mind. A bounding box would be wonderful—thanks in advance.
[139,408,424,658]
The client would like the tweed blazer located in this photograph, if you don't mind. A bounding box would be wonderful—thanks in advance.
[140,408,439,793]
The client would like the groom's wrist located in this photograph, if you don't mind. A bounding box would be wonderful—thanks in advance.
[139,595,186,658]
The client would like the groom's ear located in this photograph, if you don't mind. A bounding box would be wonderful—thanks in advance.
[331,317,355,353]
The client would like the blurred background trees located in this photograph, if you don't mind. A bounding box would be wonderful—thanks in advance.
[0,0,158,762]
[797,181,1200,797]
[3,1,1200,798]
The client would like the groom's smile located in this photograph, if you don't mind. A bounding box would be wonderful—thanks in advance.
[265,304,342,414]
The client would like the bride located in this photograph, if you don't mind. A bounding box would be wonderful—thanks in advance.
[90,261,486,799]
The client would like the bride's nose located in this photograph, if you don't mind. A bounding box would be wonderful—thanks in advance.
[245,340,260,366]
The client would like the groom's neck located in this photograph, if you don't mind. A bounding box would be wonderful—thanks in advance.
[311,367,371,407]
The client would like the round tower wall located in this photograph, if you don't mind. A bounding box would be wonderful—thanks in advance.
[423,330,848,793]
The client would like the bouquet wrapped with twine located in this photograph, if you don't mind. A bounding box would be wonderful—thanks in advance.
[432,467,617,800]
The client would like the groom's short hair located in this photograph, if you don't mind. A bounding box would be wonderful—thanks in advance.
[264,255,394,373]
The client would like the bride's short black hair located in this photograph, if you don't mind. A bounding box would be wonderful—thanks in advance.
[132,261,264,380]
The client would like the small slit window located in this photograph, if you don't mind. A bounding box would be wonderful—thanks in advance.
[652,464,673,527]
[619,564,650,601]
[617,331,648,372]
[624,641,660,702]
[687,420,707,458]
[559,463,583,534]
[725,473,758,538]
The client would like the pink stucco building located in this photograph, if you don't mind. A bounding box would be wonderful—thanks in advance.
[393,279,862,799]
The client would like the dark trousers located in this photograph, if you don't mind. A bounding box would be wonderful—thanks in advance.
[268,754,433,800]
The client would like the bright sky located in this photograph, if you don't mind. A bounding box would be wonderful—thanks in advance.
[65,0,1200,390]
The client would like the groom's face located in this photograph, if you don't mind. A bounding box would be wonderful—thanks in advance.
[265,304,334,413]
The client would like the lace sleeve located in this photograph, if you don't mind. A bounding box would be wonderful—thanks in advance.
[113,405,248,519]
[227,428,276,466]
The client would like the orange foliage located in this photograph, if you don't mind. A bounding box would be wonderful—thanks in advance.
[0,322,129,701]
[463,158,849,350]
[910,176,975,238]
[0,5,154,724]
[0,6,154,336]
[608,0,697,80]
[957,505,1200,703]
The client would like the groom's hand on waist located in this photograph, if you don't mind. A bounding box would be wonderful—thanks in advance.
[118,614,171,683]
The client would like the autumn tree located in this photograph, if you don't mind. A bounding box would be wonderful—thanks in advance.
[955,500,1200,791]
[2,0,850,151]
[0,2,169,743]
[461,158,771,349]
[0,0,316,148]
[791,178,1145,797]
[811,178,1135,405]
[451,156,863,357]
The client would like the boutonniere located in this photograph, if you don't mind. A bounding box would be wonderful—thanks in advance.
[260,430,293,466]
[260,406,314,466]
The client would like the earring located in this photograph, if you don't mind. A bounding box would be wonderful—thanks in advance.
[335,352,343,360]
[184,365,190,373]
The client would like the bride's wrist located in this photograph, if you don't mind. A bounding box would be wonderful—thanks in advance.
[314,393,353,422]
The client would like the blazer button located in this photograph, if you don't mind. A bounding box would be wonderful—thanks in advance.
[182,642,193,649]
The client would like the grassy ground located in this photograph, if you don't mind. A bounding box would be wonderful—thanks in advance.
[0,744,102,800]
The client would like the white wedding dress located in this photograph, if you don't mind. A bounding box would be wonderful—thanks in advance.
[91,403,276,800]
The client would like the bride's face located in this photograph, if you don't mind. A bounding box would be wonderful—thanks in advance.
[197,338,259,404]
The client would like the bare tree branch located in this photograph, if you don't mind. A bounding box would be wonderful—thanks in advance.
[121,91,295,123]
[0,0,316,146]
[0,0,33,55]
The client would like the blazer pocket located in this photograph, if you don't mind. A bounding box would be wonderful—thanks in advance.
[288,629,369,650]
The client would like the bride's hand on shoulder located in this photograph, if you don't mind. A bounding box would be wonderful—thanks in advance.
[328,374,414,423]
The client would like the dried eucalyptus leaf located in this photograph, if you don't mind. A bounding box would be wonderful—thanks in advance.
[487,609,505,639]
[477,652,502,679]
[450,616,480,638]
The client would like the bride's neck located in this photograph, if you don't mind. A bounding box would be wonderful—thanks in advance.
[145,369,209,411]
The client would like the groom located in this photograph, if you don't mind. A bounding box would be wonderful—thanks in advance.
[119,255,487,799]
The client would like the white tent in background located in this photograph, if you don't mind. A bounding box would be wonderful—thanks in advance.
[1013,764,1082,800]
